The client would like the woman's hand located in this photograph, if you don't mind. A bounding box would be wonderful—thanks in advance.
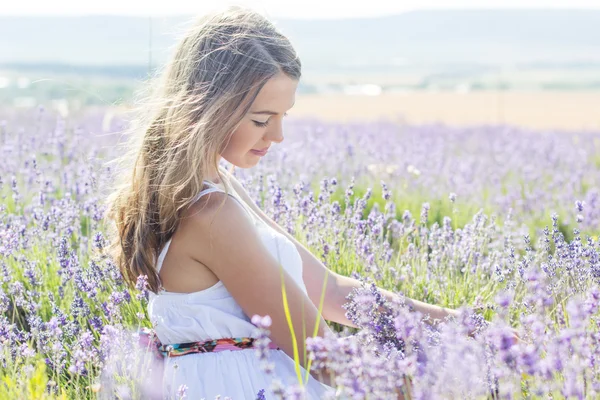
[467,322,524,346]
[443,309,523,345]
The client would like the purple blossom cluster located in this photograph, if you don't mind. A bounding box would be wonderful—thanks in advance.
[0,106,599,399]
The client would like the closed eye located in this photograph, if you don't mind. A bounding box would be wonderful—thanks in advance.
[252,120,269,128]
[252,113,288,128]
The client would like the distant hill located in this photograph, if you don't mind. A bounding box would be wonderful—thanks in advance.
[2,9,600,75]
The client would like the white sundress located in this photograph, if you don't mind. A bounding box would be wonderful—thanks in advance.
[147,179,334,399]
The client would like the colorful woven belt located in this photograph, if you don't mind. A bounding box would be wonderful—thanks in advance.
[137,327,280,359]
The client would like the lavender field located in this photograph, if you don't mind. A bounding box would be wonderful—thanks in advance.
[1,105,599,399]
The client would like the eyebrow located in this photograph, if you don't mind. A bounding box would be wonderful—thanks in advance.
[250,101,295,115]
[250,110,279,115]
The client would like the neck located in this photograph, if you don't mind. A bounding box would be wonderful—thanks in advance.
[205,165,230,185]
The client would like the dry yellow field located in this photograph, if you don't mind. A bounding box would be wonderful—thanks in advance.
[292,90,600,131]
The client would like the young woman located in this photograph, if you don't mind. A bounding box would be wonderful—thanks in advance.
[106,6,460,399]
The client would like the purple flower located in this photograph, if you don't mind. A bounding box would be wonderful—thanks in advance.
[255,389,266,400]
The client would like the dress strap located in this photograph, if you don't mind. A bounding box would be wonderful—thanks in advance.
[191,182,223,202]
[156,240,171,273]
[199,179,262,224]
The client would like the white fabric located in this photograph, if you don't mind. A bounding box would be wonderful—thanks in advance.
[148,180,334,399]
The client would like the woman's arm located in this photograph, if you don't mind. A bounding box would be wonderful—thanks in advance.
[223,170,355,326]
[271,226,457,327]
[334,274,458,323]
[224,170,457,327]
[181,190,336,377]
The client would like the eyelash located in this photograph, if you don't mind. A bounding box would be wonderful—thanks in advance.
[252,113,288,128]
[252,120,269,128]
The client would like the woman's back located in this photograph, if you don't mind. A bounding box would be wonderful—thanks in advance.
[147,179,332,398]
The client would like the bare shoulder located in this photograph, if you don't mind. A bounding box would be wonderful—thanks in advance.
[177,189,273,284]
[179,190,249,255]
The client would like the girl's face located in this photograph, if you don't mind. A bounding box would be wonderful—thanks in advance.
[220,72,298,168]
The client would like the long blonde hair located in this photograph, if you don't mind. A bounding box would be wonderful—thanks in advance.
[104,6,301,294]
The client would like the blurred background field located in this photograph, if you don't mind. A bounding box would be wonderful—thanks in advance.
[1,8,599,130]
[280,91,600,129]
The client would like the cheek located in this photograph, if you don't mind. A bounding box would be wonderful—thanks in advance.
[222,124,259,157]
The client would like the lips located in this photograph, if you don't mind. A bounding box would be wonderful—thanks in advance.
[250,148,269,156]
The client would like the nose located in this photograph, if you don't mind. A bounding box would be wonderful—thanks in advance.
[265,121,284,144]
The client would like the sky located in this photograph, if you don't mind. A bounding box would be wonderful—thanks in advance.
[1,0,599,19]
